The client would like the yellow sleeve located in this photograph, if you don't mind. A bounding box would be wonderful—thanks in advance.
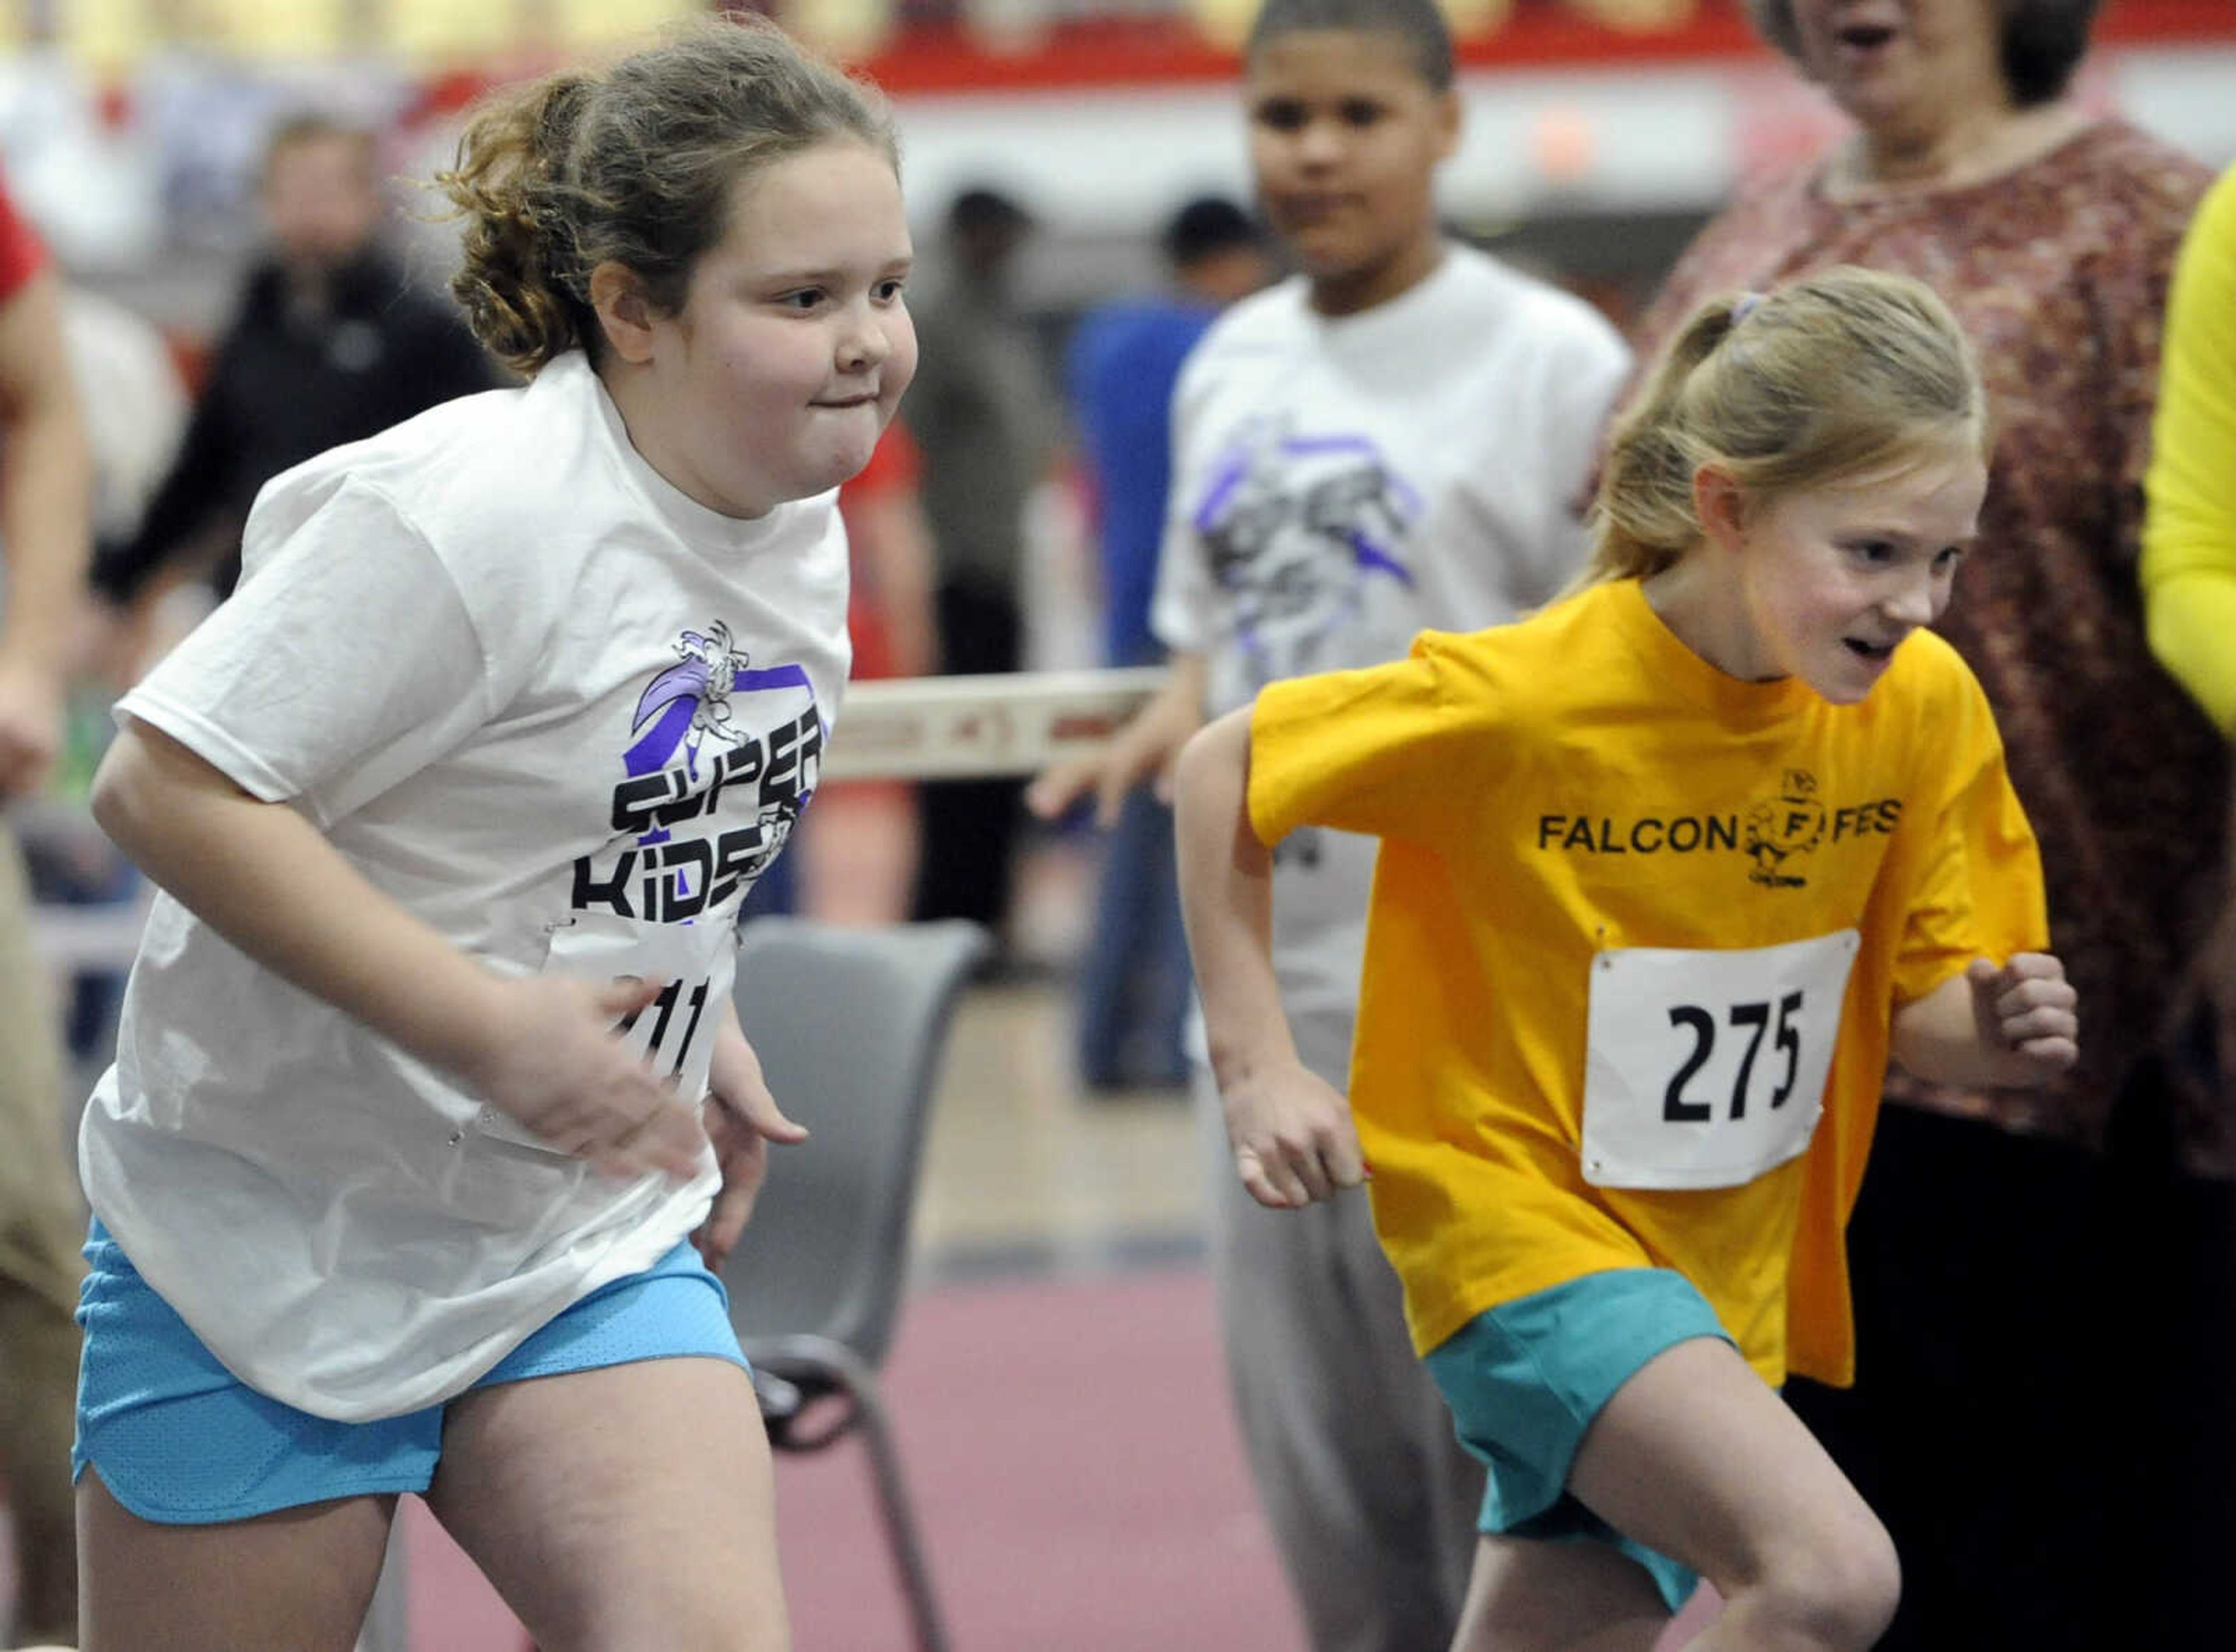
[2143,163,2236,736]
[1247,632,1495,849]
[1891,670,2050,1003]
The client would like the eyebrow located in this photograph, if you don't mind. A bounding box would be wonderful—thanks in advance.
[753,255,914,284]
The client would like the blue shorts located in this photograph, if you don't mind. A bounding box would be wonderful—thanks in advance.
[74,1221,748,1524]
[1423,1267,1735,1614]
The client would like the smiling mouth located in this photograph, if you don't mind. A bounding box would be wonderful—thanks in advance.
[812,394,878,409]
[1835,23,1897,49]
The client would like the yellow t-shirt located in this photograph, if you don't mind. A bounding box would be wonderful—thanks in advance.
[1247,578,2046,1386]
[2143,161,2236,736]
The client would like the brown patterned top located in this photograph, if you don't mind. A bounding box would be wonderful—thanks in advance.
[1627,120,2233,1172]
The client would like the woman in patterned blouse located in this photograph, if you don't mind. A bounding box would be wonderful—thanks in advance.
[1622,1,2225,1646]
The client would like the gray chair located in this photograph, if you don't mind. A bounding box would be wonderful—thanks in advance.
[354,1523,411,1652]
[721,917,988,1652]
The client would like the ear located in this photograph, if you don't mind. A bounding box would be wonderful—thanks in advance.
[589,261,660,366]
[1431,88,1463,163]
[1693,464,1750,556]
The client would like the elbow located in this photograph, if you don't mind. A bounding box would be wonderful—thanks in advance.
[1173,710,1249,825]
[88,740,136,846]
[89,727,164,864]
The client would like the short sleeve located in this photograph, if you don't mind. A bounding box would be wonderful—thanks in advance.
[1533,314,1633,567]
[1890,678,2049,1004]
[118,480,491,825]
[1149,351,1217,659]
[1247,632,1489,848]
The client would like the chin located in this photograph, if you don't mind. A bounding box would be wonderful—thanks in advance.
[797,451,875,499]
[1805,665,1885,706]
[1286,228,1366,278]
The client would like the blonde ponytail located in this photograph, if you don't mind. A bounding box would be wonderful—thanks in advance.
[1573,266,1986,597]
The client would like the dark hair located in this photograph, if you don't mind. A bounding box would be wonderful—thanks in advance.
[947,186,1033,238]
[1747,0,2101,107]
[1161,196,1262,268]
[435,15,897,377]
[262,112,375,184]
[1244,0,1455,93]
[1579,267,1986,592]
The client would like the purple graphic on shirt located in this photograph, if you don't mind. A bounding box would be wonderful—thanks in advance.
[621,621,816,850]
[571,620,829,923]
[1193,417,1421,689]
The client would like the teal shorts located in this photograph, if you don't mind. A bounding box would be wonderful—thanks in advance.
[74,1220,748,1524]
[1423,1267,1734,1614]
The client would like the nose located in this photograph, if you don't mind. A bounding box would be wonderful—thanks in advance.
[837,300,891,374]
[1294,114,1345,169]
[1883,565,1940,629]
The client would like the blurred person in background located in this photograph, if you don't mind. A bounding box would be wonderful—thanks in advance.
[90,112,500,636]
[904,185,1058,956]
[2140,155,2236,1635]
[1063,195,1275,1095]
[30,286,190,1080]
[0,167,94,1649]
[736,419,936,927]
[799,419,938,925]
[1623,0,2224,1643]
[1031,1,1631,1644]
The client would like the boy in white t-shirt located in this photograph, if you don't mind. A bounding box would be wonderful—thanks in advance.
[1030,1,1630,1645]
[71,20,913,1649]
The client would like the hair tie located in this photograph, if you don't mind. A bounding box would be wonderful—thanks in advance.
[1731,291,1765,327]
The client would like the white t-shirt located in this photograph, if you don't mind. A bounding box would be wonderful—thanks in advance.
[79,351,852,1421]
[1151,245,1630,1078]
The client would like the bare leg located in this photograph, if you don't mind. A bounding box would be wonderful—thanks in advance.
[426,1357,787,1652]
[1450,1530,1671,1652]
[1566,1339,1898,1652]
[0,830,90,1646]
[0,1282,82,1643]
[75,1469,392,1652]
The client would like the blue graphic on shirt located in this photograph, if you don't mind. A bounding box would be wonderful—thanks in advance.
[1193,416,1422,691]
[571,620,823,922]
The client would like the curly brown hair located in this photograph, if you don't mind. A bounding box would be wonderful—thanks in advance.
[434,16,897,377]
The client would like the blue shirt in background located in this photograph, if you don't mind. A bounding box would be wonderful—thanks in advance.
[1066,295,1219,667]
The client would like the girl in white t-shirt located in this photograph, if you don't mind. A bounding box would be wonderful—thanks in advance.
[71,19,914,1650]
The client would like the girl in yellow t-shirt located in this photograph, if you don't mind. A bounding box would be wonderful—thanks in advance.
[1174,267,2077,1651]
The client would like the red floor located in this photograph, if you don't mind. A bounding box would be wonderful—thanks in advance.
[399,1267,1721,1650]
[3,1265,1719,1648]
[405,1267,1307,1651]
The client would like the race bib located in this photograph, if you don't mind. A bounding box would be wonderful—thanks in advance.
[475,910,734,1154]
[1580,929,1859,1191]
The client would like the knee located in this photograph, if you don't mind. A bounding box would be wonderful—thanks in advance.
[562,1604,790,1652]
[1741,1515,1900,1652]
